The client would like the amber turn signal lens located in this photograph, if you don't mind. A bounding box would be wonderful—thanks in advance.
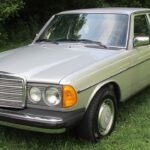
[62,85,77,108]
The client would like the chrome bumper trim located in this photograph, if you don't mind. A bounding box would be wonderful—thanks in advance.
[0,121,66,134]
[0,108,85,133]
[0,111,63,124]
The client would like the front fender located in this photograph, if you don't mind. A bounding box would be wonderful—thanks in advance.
[85,79,121,110]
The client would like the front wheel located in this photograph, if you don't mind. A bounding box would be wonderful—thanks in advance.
[77,87,117,142]
[97,98,115,136]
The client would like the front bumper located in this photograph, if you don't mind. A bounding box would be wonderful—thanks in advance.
[0,108,85,133]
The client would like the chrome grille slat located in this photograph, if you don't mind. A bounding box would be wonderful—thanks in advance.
[0,86,23,91]
[0,82,22,87]
[0,97,22,101]
[0,85,23,89]
[0,89,22,94]
[0,99,22,102]
[0,92,22,95]
[0,78,23,82]
[0,80,22,83]
[0,74,25,108]
[0,93,22,99]
[0,101,23,108]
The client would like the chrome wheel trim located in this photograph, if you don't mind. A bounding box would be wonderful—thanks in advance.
[98,98,115,136]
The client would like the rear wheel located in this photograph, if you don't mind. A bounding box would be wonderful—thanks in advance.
[77,87,117,142]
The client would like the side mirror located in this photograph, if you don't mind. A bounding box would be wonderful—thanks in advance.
[133,36,150,47]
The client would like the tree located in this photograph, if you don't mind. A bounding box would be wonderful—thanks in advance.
[0,0,24,22]
[0,0,24,46]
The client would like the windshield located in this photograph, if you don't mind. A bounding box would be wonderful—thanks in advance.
[38,13,129,48]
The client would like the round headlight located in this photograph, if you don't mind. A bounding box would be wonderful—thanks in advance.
[29,87,42,103]
[45,87,61,106]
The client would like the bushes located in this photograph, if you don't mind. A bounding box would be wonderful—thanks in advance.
[0,0,24,22]
[7,17,41,43]
[0,25,8,46]
[0,0,25,48]
[0,16,42,49]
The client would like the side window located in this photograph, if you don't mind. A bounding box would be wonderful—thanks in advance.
[134,15,149,37]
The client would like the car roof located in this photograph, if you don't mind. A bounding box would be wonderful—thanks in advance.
[58,7,150,15]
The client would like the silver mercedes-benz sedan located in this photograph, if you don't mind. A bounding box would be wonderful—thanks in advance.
[0,8,149,142]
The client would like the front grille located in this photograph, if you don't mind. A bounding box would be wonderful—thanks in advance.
[0,74,25,108]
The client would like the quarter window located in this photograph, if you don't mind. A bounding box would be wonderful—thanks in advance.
[134,15,149,37]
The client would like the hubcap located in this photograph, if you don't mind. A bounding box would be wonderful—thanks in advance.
[98,98,115,135]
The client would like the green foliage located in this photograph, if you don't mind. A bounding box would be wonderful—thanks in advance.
[8,17,40,42]
[0,17,40,48]
[98,0,150,7]
[0,0,150,48]
[0,0,25,47]
[0,0,24,22]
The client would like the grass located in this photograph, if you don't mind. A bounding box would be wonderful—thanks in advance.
[0,43,150,150]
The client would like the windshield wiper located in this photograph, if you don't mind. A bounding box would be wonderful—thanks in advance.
[37,38,107,48]
[53,38,77,42]
[36,39,59,44]
[76,39,108,49]
[37,38,76,44]
[53,38,107,49]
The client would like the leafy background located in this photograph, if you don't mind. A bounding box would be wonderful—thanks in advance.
[0,0,150,49]
[0,1,150,150]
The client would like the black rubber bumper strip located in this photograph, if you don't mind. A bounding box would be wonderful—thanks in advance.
[0,107,85,129]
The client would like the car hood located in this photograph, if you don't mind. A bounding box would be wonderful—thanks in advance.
[0,43,123,84]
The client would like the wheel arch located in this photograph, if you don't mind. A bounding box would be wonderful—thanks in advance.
[86,80,121,109]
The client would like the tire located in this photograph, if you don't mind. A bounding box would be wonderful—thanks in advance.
[77,86,117,142]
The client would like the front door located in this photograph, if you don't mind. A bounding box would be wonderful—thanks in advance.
[133,13,150,88]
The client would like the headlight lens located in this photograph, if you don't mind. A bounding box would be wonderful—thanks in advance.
[45,87,61,106]
[29,87,42,103]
